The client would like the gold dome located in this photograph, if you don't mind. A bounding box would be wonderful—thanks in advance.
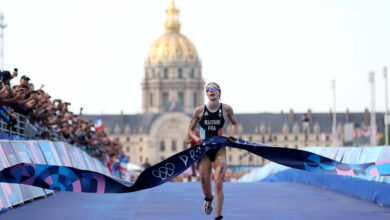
[147,0,199,63]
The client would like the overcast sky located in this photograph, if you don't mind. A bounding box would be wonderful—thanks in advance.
[1,0,390,115]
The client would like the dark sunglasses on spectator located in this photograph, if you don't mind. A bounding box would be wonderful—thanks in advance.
[206,86,218,92]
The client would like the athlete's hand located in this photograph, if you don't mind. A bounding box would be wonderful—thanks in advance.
[194,136,203,145]
[228,136,236,142]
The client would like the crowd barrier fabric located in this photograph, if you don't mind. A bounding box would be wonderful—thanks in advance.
[37,142,63,166]
[91,158,109,176]
[0,143,23,208]
[10,142,46,198]
[1,137,390,194]
[53,142,72,167]
[26,142,54,194]
[81,150,98,172]
[0,141,39,201]
[63,143,88,170]
[379,147,390,183]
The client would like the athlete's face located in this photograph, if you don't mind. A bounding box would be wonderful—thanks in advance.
[206,84,220,101]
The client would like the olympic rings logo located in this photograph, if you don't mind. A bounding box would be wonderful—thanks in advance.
[152,163,175,180]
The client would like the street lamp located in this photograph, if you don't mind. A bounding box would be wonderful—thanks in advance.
[331,80,337,146]
[369,72,376,146]
[384,67,389,146]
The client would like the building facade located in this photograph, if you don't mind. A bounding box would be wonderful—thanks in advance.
[84,1,385,166]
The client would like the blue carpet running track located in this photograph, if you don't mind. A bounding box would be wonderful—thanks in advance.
[1,182,390,220]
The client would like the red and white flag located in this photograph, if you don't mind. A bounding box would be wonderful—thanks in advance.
[95,116,104,131]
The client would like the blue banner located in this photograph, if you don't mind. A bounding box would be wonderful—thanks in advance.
[1,137,390,194]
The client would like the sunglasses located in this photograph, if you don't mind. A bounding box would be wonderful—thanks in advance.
[206,86,219,92]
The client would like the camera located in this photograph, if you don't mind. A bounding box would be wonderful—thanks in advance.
[19,88,24,94]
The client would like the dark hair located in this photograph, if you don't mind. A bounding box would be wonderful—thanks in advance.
[1,71,12,81]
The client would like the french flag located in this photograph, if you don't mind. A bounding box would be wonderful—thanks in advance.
[95,116,104,131]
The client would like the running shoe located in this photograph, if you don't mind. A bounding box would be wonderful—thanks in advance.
[204,195,213,215]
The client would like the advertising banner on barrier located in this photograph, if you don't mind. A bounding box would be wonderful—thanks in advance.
[380,147,390,183]
[80,149,98,172]
[25,142,54,194]
[10,142,46,198]
[335,147,347,162]
[0,143,23,208]
[0,141,35,202]
[91,158,109,175]
[64,143,88,170]
[37,141,63,166]
[342,147,363,164]
[53,142,72,167]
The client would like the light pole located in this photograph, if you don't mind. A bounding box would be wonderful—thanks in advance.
[331,80,337,146]
[384,67,389,146]
[369,72,376,146]
[0,12,7,70]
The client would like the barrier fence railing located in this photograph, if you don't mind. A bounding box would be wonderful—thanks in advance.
[0,112,61,141]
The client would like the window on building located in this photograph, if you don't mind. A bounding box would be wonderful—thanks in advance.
[316,135,319,141]
[163,92,169,108]
[140,156,143,163]
[229,155,232,162]
[116,137,120,142]
[249,155,253,162]
[261,136,265,143]
[139,147,142,152]
[140,137,143,142]
[178,68,182,79]
[126,147,130,152]
[150,93,153,106]
[326,135,330,141]
[171,140,177,151]
[274,136,277,141]
[249,136,252,141]
[190,68,194,78]
[164,68,168,79]
[268,135,272,142]
[160,141,165,152]
[295,136,298,141]
[284,136,288,141]
[178,92,184,108]
[126,137,130,142]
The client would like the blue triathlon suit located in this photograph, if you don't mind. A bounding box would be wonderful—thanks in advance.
[198,103,225,162]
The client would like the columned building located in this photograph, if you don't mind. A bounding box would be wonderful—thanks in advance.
[142,0,204,114]
[84,1,385,166]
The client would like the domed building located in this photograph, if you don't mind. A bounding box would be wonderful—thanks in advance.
[142,0,204,114]
[84,1,384,167]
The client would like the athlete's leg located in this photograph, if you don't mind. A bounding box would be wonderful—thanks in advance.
[213,147,226,218]
[198,154,212,198]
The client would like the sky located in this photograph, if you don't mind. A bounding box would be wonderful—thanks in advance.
[1,0,390,115]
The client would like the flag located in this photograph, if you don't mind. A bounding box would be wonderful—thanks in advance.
[104,154,113,176]
[95,116,104,131]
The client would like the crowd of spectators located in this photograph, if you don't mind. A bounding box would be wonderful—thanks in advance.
[0,68,124,163]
